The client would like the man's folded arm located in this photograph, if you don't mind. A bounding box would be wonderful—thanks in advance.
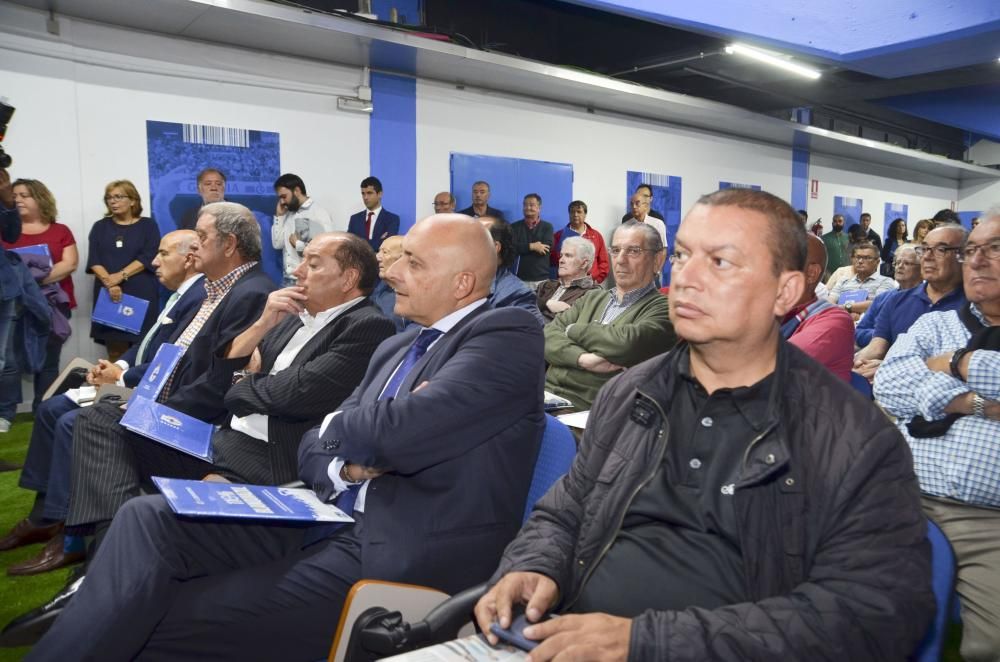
[966,350,1000,400]
[566,298,673,365]
[544,303,587,367]
[629,426,933,661]
[224,316,394,420]
[325,316,544,475]
[875,315,971,420]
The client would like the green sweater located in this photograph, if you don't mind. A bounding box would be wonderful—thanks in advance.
[544,287,675,409]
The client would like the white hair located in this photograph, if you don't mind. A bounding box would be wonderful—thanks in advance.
[561,236,595,269]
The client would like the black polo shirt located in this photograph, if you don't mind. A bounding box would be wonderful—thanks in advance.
[571,350,774,617]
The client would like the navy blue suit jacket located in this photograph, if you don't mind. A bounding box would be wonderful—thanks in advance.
[298,305,545,594]
[348,209,400,252]
[163,265,276,423]
[121,277,206,387]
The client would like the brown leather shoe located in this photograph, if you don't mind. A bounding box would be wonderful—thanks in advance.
[0,518,63,552]
[7,535,85,576]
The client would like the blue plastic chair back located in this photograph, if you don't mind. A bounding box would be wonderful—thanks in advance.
[523,414,577,523]
[850,371,873,399]
[911,518,956,662]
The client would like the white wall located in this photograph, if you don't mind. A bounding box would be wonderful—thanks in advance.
[415,80,793,239]
[415,80,965,242]
[0,5,370,392]
[807,154,957,235]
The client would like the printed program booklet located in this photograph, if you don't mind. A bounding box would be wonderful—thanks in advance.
[92,289,150,334]
[153,477,355,523]
[543,390,573,411]
[836,289,869,305]
[383,635,527,661]
[130,343,183,402]
[121,396,214,462]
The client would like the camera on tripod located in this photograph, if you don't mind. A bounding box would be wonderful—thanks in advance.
[0,100,15,169]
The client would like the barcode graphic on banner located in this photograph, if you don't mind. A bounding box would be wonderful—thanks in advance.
[182,124,249,148]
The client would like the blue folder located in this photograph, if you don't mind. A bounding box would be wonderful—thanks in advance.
[152,477,355,523]
[131,343,183,403]
[9,244,52,266]
[837,289,869,305]
[121,396,214,462]
[92,289,150,334]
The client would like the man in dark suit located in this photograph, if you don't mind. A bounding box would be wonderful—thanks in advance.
[25,215,545,661]
[0,230,205,575]
[348,176,399,253]
[130,231,396,487]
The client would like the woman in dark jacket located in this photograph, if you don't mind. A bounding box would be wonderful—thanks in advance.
[880,217,908,277]
[87,180,160,361]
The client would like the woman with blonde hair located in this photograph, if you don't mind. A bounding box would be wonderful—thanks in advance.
[87,180,160,361]
[912,219,934,244]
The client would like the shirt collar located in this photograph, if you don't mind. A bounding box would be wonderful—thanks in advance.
[366,206,382,217]
[204,262,257,301]
[300,197,315,210]
[427,298,488,335]
[970,302,990,326]
[676,344,775,431]
[563,275,594,289]
[175,273,204,298]
[610,281,656,307]
[299,295,364,329]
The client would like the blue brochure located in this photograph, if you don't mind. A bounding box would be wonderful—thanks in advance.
[152,476,355,523]
[92,289,150,334]
[121,397,214,462]
[131,343,183,402]
[10,244,52,265]
[837,289,869,305]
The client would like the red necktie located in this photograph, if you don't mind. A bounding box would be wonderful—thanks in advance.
[365,211,373,240]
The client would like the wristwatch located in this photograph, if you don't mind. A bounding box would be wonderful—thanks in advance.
[844,301,854,313]
[972,393,986,418]
[950,348,970,380]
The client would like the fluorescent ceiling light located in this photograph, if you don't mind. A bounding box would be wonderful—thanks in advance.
[724,43,822,80]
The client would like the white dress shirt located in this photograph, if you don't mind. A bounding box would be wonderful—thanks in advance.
[361,206,382,240]
[323,298,488,512]
[229,296,365,442]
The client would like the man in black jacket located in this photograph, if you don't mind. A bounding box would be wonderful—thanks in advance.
[477,189,934,660]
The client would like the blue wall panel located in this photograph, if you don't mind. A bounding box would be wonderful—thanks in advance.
[370,72,417,233]
[834,196,864,228]
[450,153,574,227]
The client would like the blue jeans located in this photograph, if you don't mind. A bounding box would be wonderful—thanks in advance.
[0,308,65,419]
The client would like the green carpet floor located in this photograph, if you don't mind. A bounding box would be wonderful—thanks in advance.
[0,414,71,662]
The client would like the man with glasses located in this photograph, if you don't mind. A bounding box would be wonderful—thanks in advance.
[432,192,455,214]
[544,220,674,410]
[855,244,922,348]
[854,226,966,380]
[874,208,1000,661]
[827,241,897,316]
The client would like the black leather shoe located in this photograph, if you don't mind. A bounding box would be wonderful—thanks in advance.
[0,572,85,647]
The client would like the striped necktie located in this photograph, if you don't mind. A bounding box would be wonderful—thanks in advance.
[135,290,181,365]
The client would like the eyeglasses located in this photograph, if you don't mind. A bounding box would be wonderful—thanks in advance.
[914,245,961,260]
[852,255,878,263]
[893,260,918,268]
[105,194,130,202]
[610,246,661,258]
[957,239,1000,263]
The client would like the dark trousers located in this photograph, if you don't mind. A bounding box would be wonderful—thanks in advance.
[28,496,362,662]
[18,393,79,521]
[0,330,63,420]
[67,401,285,528]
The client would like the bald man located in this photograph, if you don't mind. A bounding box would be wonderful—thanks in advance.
[371,234,407,331]
[29,215,546,661]
[781,233,855,381]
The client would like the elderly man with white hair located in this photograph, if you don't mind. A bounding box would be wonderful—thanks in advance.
[535,236,599,322]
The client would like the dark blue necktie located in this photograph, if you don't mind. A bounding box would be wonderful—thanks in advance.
[328,328,444,527]
[378,328,443,400]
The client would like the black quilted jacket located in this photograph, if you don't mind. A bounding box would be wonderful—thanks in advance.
[492,339,935,660]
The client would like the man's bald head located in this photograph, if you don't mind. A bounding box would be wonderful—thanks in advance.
[153,229,200,290]
[797,234,827,305]
[384,214,497,326]
[377,234,405,279]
